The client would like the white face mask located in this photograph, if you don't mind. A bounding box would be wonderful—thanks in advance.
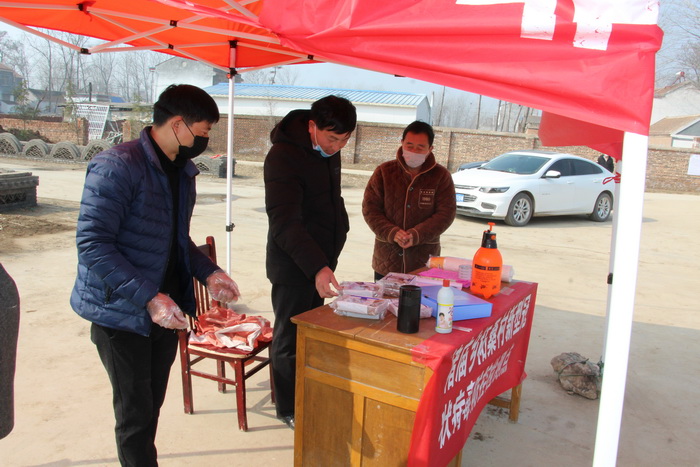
[402,149,428,168]
[313,126,338,158]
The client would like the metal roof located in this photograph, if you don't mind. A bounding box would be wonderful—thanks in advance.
[204,83,426,107]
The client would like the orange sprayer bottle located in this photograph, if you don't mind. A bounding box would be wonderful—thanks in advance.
[470,222,502,299]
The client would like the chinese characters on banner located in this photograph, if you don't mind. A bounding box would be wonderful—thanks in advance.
[409,281,538,466]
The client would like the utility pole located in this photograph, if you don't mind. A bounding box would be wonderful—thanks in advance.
[476,95,482,130]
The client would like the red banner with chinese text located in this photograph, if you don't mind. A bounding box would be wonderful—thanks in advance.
[409,281,538,466]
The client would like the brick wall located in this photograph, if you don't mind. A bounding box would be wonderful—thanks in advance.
[646,147,700,192]
[2,114,699,193]
[0,116,89,145]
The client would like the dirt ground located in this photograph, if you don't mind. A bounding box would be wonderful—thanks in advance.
[1,157,699,466]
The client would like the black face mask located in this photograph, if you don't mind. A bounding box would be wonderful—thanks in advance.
[173,122,209,167]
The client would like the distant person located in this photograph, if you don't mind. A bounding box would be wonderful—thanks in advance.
[363,121,456,280]
[70,84,241,466]
[264,95,357,430]
[597,153,615,173]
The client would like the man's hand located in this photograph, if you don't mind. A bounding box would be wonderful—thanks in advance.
[393,229,414,249]
[315,266,340,299]
[206,270,241,304]
[146,293,189,329]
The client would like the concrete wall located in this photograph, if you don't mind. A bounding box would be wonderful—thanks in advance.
[3,115,699,193]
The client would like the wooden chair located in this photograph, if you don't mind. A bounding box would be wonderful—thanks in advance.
[178,236,274,431]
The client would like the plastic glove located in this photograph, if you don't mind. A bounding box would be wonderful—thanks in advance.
[146,293,189,329]
[206,269,241,304]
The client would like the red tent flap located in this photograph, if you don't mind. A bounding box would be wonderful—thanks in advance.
[539,111,624,159]
[259,0,663,150]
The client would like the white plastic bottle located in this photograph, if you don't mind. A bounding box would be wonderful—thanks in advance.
[435,279,454,334]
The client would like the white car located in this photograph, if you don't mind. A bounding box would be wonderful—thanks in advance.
[452,150,614,226]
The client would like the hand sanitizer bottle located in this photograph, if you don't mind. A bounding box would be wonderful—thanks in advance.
[435,279,454,334]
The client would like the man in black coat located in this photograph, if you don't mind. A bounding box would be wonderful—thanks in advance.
[597,153,615,173]
[264,95,357,429]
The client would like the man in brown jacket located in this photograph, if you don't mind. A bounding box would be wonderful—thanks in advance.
[363,121,456,280]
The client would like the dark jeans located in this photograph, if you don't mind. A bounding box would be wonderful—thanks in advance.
[91,323,179,467]
[270,282,323,418]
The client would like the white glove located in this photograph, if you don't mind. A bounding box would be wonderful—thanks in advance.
[146,293,189,329]
[206,270,241,304]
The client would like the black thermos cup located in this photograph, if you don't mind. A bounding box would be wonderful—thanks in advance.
[397,285,421,333]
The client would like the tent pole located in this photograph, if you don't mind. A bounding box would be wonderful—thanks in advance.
[225,43,237,276]
[592,132,648,466]
[600,160,622,362]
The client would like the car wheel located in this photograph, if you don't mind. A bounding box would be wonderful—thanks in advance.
[505,193,533,226]
[590,192,612,222]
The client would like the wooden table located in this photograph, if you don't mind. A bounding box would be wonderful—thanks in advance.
[292,280,537,466]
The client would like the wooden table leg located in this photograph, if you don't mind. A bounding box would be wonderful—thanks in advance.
[508,383,521,423]
[487,383,522,423]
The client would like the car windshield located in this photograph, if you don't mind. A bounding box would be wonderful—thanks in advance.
[479,154,550,175]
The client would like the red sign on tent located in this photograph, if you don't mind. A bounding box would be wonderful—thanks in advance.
[259,0,663,158]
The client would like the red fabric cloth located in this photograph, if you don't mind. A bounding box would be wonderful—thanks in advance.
[539,112,625,160]
[0,0,315,70]
[190,306,272,352]
[408,281,538,467]
[260,0,662,156]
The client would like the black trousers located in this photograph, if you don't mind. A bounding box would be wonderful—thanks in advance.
[91,323,179,467]
[270,282,323,418]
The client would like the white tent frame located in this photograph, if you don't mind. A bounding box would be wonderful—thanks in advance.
[593,132,648,466]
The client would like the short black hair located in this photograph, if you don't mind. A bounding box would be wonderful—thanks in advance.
[310,95,357,134]
[402,121,435,146]
[153,84,220,126]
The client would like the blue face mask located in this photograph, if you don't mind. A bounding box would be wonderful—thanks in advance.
[313,126,338,158]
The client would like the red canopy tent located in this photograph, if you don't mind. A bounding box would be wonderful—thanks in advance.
[0,0,315,273]
[258,0,662,159]
[0,0,312,71]
[0,1,665,465]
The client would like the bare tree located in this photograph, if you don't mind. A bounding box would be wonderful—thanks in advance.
[656,0,700,86]
[433,87,447,126]
[52,31,90,96]
[135,52,163,102]
[0,32,29,89]
[24,33,58,111]
[272,66,299,85]
[440,93,472,128]
[84,51,119,98]
[5,28,167,106]
[241,65,299,85]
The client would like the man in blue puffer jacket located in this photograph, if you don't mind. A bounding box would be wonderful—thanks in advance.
[70,84,240,466]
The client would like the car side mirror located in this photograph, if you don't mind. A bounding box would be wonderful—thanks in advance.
[544,170,561,179]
